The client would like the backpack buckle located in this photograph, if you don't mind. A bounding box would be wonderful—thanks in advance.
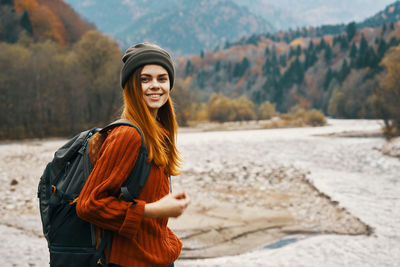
[51,185,57,195]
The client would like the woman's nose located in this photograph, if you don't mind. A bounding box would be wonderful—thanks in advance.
[149,79,160,89]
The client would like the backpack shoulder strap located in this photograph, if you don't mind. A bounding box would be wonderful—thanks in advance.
[100,119,146,148]
[100,119,151,203]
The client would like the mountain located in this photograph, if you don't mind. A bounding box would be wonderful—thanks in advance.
[0,0,94,45]
[232,0,396,31]
[360,1,400,28]
[63,0,273,55]
[176,1,400,119]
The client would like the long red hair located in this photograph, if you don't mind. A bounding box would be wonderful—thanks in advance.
[121,66,181,176]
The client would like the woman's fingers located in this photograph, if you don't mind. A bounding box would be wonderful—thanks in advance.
[172,190,187,200]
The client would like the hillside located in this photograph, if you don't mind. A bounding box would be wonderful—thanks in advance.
[0,0,94,45]
[233,0,395,30]
[176,1,400,120]
[360,0,400,28]
[64,0,273,55]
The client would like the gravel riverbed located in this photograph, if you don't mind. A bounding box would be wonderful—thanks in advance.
[0,119,399,267]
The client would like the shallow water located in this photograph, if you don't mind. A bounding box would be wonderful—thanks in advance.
[176,119,400,267]
[263,237,300,249]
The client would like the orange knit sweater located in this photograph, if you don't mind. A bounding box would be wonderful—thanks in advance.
[76,126,182,267]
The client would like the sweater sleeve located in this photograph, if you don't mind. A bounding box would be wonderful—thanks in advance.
[76,126,146,239]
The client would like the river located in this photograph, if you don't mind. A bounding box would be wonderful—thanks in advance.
[176,119,400,267]
[0,119,398,266]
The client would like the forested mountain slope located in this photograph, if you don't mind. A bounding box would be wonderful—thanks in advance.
[0,0,94,45]
[177,1,400,119]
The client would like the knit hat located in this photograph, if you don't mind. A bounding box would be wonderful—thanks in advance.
[120,42,175,90]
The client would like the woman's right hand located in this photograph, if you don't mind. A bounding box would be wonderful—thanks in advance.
[144,190,191,218]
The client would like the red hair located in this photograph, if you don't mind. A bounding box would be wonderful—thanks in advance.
[121,66,181,176]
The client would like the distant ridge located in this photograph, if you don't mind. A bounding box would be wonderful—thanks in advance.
[359,1,400,28]
[63,0,273,55]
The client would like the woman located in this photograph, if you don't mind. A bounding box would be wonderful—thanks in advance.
[76,43,190,267]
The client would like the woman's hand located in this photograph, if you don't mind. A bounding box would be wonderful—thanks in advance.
[144,190,191,218]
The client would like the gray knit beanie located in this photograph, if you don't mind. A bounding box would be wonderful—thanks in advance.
[120,42,175,90]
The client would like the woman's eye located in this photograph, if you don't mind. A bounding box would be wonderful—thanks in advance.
[141,77,149,82]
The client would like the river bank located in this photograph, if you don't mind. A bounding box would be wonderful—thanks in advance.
[0,119,399,266]
[175,119,400,266]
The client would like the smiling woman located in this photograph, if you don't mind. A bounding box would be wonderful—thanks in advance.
[140,64,171,117]
[76,43,190,267]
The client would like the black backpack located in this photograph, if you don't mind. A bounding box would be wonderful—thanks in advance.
[37,119,151,267]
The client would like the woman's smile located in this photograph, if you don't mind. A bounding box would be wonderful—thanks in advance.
[141,64,170,117]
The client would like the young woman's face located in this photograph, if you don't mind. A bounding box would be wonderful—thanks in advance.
[140,64,170,117]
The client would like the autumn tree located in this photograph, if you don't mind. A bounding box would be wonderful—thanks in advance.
[72,30,122,125]
[377,45,400,136]
[208,93,236,122]
[231,96,256,121]
[171,78,194,126]
[257,100,277,120]
[0,42,30,138]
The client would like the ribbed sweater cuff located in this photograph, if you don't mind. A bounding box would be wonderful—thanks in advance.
[118,200,145,239]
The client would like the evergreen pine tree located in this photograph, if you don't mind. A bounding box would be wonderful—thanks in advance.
[339,59,350,82]
[20,11,33,35]
[378,39,387,59]
[366,47,379,68]
[356,35,369,68]
[389,36,397,46]
[308,40,314,52]
[318,38,326,51]
[296,45,301,57]
[263,58,272,75]
[233,57,250,77]
[279,54,287,67]
[350,43,357,59]
[289,46,295,58]
[284,33,290,43]
[324,68,333,89]
[340,35,349,51]
[325,45,333,64]
[346,21,357,41]
[215,60,221,72]
[359,35,368,55]
[265,46,270,56]
[185,60,193,76]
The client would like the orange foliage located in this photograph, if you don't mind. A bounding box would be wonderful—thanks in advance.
[14,0,39,13]
[14,0,92,45]
[250,65,262,75]
[15,0,65,45]
[189,55,203,68]
[290,38,308,48]
[35,5,66,45]
[38,0,91,43]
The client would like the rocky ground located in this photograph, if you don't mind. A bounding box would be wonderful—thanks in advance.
[0,119,398,266]
[380,136,400,158]
[170,162,371,259]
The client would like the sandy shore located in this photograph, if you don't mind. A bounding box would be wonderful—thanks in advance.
[0,119,398,266]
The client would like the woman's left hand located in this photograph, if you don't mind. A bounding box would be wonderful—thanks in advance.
[144,190,191,218]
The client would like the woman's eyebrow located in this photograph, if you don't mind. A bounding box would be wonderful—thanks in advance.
[140,73,168,76]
